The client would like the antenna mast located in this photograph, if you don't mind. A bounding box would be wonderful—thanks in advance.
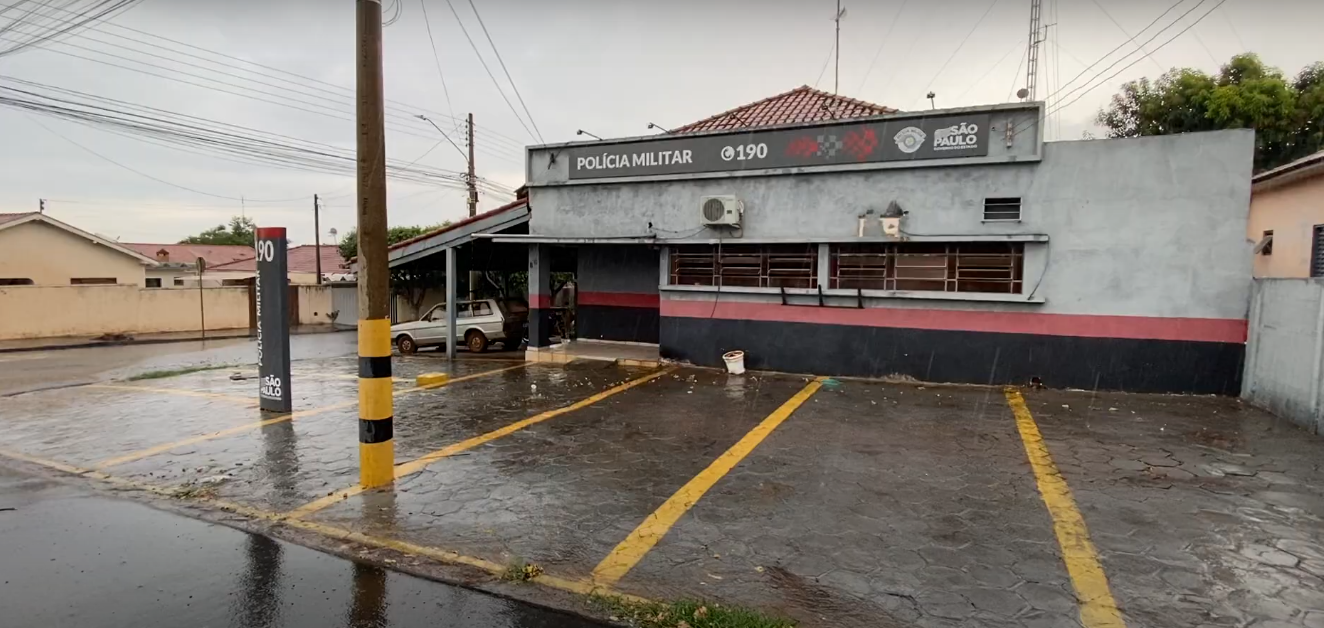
[1025,0,1043,100]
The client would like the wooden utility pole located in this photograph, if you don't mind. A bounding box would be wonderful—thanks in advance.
[466,113,477,217]
[313,194,322,285]
[356,0,394,489]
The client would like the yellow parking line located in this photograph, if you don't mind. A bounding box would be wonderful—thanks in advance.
[591,377,824,588]
[93,364,529,469]
[286,366,677,520]
[0,447,646,602]
[87,383,254,404]
[1004,388,1126,628]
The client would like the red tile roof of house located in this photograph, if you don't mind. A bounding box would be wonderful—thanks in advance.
[0,212,36,226]
[123,243,255,268]
[669,85,898,135]
[209,244,347,274]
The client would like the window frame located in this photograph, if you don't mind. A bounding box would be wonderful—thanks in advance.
[1312,225,1324,278]
[70,277,117,285]
[0,278,34,286]
[982,197,1022,222]
[145,278,162,288]
[829,242,1025,295]
[667,244,819,289]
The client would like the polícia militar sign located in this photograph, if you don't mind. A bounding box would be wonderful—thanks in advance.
[567,112,991,180]
[255,226,291,413]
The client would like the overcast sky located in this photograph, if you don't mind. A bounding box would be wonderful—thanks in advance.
[0,0,1320,247]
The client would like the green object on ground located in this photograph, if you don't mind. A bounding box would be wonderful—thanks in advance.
[820,378,841,389]
[588,593,796,628]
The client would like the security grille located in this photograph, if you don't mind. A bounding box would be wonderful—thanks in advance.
[1313,225,1324,277]
[669,244,817,288]
[983,197,1022,221]
[831,242,1024,294]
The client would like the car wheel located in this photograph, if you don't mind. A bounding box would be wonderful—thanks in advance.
[396,335,417,355]
[465,330,488,353]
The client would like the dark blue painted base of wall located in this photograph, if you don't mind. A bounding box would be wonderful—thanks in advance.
[579,305,659,344]
[660,317,1245,395]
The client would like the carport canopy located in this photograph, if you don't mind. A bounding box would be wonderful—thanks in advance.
[372,198,530,358]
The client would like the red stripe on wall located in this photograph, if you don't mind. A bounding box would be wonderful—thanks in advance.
[660,299,1247,344]
[531,294,553,309]
[579,291,660,309]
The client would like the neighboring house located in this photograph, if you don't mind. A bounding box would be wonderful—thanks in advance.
[1248,150,1324,277]
[206,244,347,285]
[0,212,157,286]
[122,243,255,288]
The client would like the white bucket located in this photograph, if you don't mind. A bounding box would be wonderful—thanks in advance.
[722,350,746,375]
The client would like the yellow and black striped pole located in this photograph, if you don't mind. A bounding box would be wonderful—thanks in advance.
[356,0,393,488]
[358,320,393,487]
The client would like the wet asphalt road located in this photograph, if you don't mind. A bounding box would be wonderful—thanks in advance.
[0,467,608,628]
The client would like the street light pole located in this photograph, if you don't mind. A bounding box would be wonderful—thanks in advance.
[356,0,393,489]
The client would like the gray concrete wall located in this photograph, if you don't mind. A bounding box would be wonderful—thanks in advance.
[530,130,1256,320]
[1243,279,1324,433]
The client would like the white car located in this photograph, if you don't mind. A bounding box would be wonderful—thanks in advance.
[390,299,527,354]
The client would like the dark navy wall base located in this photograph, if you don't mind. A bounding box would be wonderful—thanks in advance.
[660,317,1244,395]
[579,305,659,344]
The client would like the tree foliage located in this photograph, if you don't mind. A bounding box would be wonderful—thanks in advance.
[1096,53,1324,172]
[336,223,451,261]
[179,216,257,246]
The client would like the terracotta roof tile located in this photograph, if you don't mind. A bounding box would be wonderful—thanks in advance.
[670,85,897,135]
[209,245,346,274]
[123,243,255,267]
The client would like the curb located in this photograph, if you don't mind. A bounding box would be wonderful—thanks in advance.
[0,327,349,354]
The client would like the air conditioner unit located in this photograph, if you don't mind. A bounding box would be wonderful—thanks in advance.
[700,196,742,227]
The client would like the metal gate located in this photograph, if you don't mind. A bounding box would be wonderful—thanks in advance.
[330,282,358,328]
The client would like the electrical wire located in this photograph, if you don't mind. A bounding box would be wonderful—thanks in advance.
[466,0,543,144]
[855,0,910,94]
[1087,0,1167,73]
[1052,0,1188,102]
[956,38,1025,102]
[1005,40,1027,101]
[24,114,315,202]
[812,39,835,90]
[417,0,455,127]
[444,0,536,142]
[1011,0,1228,138]
[19,1,528,152]
[914,0,1001,109]
[0,0,140,58]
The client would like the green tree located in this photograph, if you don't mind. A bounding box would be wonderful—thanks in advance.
[1096,53,1324,172]
[179,216,257,246]
[336,223,450,260]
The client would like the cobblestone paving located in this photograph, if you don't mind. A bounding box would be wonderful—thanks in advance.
[6,355,1324,628]
[616,381,1076,628]
[1022,389,1324,628]
[310,369,809,580]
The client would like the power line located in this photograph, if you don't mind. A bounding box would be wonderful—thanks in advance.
[956,38,1025,102]
[812,39,835,89]
[915,0,1001,108]
[855,0,910,94]
[417,0,455,126]
[1005,42,1027,101]
[0,0,140,58]
[1014,0,1228,137]
[1051,0,1187,102]
[24,0,530,148]
[24,114,314,202]
[1047,0,1211,108]
[1087,0,1167,72]
[466,0,543,144]
[444,0,537,142]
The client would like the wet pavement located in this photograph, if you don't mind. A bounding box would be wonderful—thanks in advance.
[3,341,1324,628]
[0,466,607,628]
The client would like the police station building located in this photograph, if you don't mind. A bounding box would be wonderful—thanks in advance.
[507,88,1254,395]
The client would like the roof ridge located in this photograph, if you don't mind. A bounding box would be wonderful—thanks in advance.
[670,85,896,135]
[670,85,815,134]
